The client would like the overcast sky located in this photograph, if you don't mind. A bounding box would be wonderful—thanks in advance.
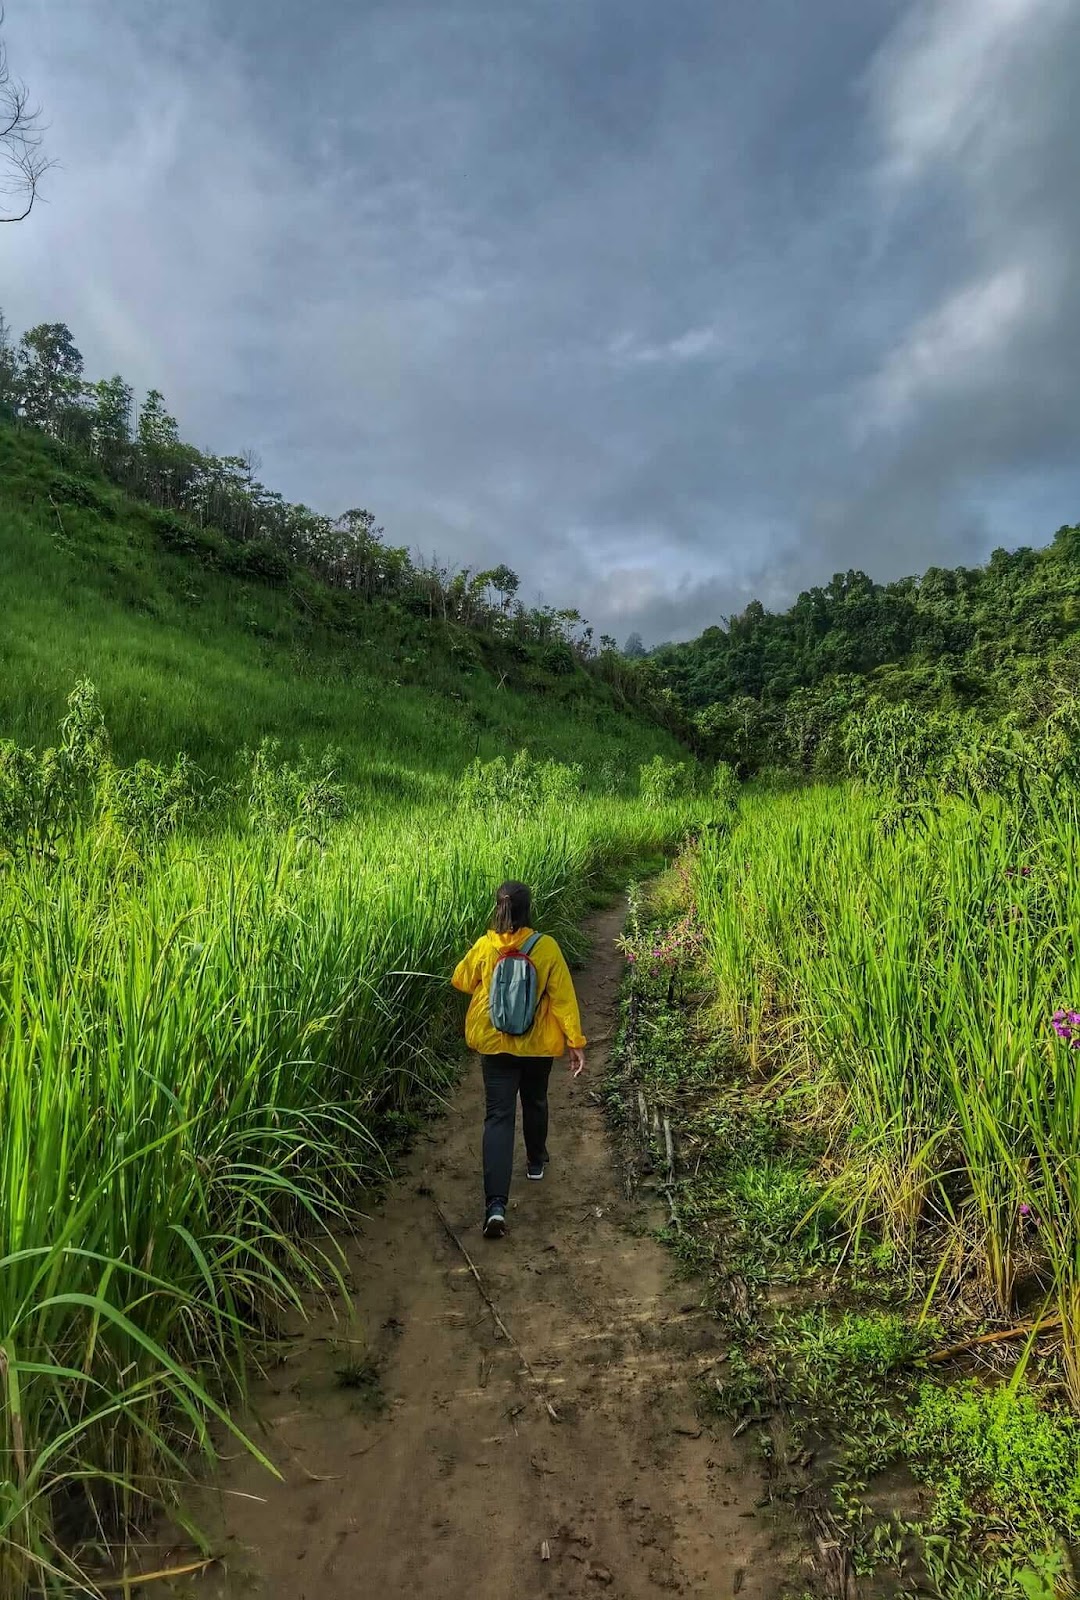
[3,0,1078,643]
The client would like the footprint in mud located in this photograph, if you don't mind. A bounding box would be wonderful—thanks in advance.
[333,1353,386,1418]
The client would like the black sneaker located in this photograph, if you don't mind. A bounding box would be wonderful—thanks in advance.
[483,1203,507,1239]
[526,1161,546,1182]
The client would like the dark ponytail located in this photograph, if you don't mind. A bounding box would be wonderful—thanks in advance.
[493,880,531,933]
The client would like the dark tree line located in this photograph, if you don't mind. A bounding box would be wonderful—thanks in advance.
[650,545,1080,775]
[0,316,584,642]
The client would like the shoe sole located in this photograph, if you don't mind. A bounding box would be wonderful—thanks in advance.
[526,1171,545,1181]
[483,1215,506,1239]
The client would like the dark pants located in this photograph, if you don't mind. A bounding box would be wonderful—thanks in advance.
[482,1053,553,1207]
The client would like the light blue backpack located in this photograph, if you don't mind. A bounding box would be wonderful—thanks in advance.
[489,932,544,1036]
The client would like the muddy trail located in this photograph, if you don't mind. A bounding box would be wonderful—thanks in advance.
[165,901,799,1598]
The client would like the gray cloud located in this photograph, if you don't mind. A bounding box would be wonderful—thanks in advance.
[4,0,1080,644]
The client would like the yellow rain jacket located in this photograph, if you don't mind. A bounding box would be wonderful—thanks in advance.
[452,928,586,1058]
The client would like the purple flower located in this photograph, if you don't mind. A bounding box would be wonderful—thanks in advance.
[1052,1008,1080,1044]
[1020,1204,1031,1217]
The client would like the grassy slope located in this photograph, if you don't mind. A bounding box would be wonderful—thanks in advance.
[0,423,682,779]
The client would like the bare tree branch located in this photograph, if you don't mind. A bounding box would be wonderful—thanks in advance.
[0,10,52,222]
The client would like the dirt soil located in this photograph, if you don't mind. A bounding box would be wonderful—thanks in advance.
[163,901,800,1599]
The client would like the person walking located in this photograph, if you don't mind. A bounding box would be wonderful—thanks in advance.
[452,881,587,1238]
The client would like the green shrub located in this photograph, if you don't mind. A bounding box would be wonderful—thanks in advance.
[245,737,347,836]
[537,757,584,805]
[710,761,739,812]
[240,536,291,584]
[596,756,621,796]
[728,1156,837,1260]
[460,749,583,811]
[0,679,110,859]
[541,640,575,675]
[792,1309,930,1377]
[639,753,689,808]
[152,509,200,554]
[45,471,114,517]
[99,753,204,840]
[906,1381,1080,1545]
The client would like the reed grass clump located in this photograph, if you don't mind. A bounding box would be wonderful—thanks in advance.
[693,778,1080,1389]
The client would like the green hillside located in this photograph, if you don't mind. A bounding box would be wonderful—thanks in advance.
[652,540,1080,775]
[0,422,684,783]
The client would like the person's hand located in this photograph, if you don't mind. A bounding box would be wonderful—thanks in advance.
[568,1047,586,1077]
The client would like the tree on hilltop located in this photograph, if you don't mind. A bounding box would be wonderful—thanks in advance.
[137,389,180,452]
[17,322,83,427]
[90,375,134,447]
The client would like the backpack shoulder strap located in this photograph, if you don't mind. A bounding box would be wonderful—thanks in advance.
[520,931,544,957]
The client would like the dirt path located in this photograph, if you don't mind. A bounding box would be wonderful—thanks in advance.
[168,901,795,1598]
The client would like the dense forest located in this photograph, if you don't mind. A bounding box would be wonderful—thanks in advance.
[652,543,1080,776]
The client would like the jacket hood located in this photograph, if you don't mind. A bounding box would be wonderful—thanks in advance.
[487,927,536,952]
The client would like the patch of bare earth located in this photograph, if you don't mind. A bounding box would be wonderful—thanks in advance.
[161,901,801,1598]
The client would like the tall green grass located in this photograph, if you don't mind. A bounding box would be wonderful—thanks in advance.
[694,781,1080,1392]
[0,773,698,1592]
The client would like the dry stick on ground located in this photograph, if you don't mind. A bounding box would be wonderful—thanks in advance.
[349,1432,391,1460]
[99,1557,217,1592]
[926,1314,1063,1365]
[432,1199,560,1422]
[661,1115,682,1235]
[662,1116,676,1184]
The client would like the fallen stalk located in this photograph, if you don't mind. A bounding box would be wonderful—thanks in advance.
[98,1557,217,1591]
[926,1315,1063,1365]
[432,1199,560,1422]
